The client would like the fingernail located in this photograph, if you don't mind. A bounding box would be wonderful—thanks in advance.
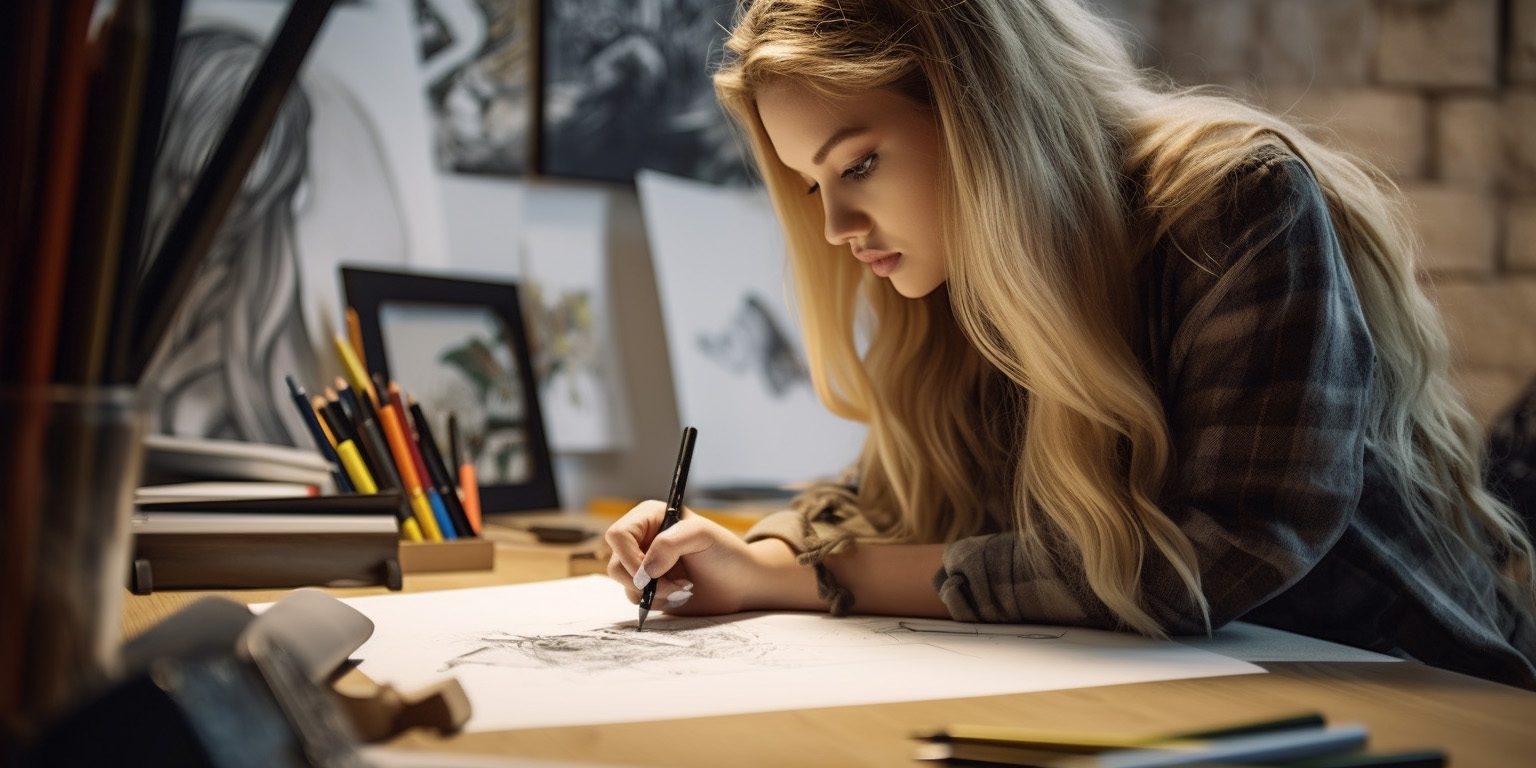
[678,581,694,592]
[633,565,651,590]
[666,590,693,607]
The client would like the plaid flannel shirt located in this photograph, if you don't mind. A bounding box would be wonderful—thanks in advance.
[747,147,1536,689]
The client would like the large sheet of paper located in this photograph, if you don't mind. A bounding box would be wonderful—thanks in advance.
[338,576,1263,733]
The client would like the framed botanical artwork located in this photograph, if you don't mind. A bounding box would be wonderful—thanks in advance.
[342,266,560,513]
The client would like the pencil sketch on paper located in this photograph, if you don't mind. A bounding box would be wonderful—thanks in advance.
[696,292,810,399]
[143,2,439,450]
[441,617,774,676]
[142,25,322,447]
[540,0,750,184]
[417,0,537,176]
[337,578,1265,733]
[438,613,1078,679]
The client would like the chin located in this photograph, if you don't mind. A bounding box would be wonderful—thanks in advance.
[891,276,946,299]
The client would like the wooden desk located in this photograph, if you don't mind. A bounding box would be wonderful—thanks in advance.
[121,523,1536,768]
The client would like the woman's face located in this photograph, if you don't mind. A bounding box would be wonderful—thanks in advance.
[757,81,947,298]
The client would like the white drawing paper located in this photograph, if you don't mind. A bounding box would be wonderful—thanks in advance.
[636,169,869,490]
[335,576,1263,733]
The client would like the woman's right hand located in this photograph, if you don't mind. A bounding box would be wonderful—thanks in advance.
[604,499,765,616]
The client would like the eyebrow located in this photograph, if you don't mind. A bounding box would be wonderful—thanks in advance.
[813,126,869,165]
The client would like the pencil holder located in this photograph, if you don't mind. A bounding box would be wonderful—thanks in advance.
[0,385,148,740]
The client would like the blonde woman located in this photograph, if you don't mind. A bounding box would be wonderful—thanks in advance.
[605,0,1536,688]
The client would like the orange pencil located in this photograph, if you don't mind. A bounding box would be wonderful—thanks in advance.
[377,398,443,542]
[391,383,459,539]
[448,413,481,533]
[459,465,482,534]
[346,306,367,372]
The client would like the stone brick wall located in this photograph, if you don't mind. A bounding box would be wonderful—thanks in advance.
[1095,0,1536,426]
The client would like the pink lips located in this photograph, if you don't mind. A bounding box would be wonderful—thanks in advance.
[855,249,901,278]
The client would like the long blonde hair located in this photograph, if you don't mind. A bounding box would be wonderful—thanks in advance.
[714,0,1536,635]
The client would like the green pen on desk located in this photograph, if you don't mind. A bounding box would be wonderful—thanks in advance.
[637,426,697,631]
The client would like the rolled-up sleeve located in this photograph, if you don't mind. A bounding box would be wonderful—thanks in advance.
[937,152,1376,633]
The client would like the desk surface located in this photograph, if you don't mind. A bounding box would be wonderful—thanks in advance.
[121,519,1536,768]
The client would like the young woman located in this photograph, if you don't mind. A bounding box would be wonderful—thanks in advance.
[604,0,1536,689]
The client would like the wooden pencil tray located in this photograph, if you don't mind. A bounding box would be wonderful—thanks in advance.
[129,531,402,594]
[397,538,494,573]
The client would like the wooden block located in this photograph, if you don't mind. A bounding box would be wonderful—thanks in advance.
[131,529,401,593]
[397,538,494,573]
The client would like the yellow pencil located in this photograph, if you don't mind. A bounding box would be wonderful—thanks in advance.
[335,440,377,494]
[333,332,376,406]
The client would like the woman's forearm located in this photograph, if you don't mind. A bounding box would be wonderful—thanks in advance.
[744,538,951,618]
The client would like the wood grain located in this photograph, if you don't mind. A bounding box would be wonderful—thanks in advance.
[121,523,1536,768]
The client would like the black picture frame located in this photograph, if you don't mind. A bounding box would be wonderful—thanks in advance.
[341,266,559,513]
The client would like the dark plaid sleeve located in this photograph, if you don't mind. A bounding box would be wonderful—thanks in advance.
[937,150,1377,632]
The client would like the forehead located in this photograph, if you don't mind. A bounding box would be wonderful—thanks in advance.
[756,80,921,169]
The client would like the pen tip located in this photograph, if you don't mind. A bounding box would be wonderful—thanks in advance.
[636,607,648,632]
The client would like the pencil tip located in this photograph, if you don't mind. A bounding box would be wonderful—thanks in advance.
[636,608,648,632]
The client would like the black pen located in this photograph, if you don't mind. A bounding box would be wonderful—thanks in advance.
[637,426,697,631]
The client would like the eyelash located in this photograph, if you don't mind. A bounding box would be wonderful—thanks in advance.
[806,153,879,195]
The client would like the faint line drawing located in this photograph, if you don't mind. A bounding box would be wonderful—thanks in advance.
[442,617,771,675]
[696,292,809,398]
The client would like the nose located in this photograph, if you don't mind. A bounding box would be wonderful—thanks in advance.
[821,193,870,246]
